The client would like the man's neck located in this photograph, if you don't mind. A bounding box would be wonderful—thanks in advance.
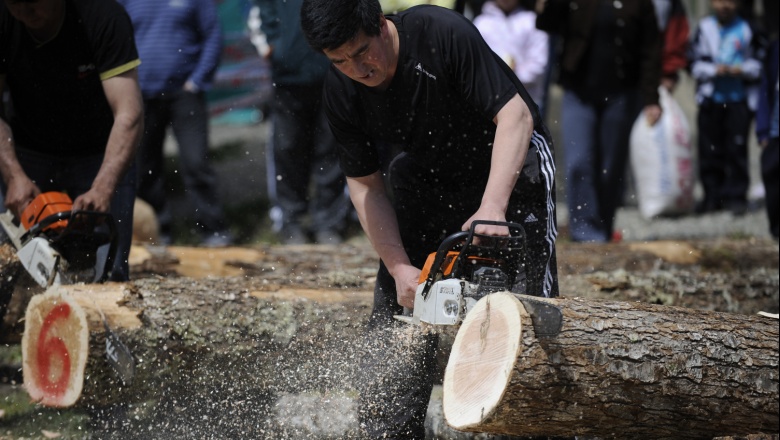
[380,19,400,90]
[28,0,66,45]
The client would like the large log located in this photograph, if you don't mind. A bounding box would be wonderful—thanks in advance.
[26,278,374,413]
[443,292,779,439]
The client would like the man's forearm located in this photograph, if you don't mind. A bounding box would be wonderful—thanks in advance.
[91,111,141,195]
[93,71,144,196]
[0,118,27,186]
[347,174,413,274]
[482,95,533,212]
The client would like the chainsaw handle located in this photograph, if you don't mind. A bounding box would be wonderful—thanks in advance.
[419,221,526,299]
[66,210,118,283]
[25,210,71,238]
[456,220,526,288]
[465,220,525,241]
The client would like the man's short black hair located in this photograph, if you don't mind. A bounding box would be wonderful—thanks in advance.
[300,0,383,53]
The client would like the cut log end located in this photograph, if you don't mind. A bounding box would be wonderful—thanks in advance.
[443,292,524,430]
[22,287,90,407]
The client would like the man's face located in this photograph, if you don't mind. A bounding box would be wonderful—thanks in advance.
[711,0,739,24]
[4,0,62,32]
[323,17,396,89]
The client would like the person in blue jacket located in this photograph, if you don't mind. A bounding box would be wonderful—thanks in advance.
[119,0,233,247]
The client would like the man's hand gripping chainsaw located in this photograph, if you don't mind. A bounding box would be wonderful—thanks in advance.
[0,191,117,287]
[395,220,526,326]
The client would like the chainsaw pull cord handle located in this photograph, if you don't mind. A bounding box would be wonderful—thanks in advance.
[419,231,469,300]
[453,220,527,287]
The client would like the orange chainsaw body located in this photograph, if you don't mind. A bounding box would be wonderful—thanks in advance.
[21,192,73,232]
[418,251,495,284]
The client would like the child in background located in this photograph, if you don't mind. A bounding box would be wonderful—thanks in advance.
[473,0,548,111]
[689,0,762,215]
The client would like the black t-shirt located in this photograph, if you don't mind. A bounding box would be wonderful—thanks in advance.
[0,0,140,156]
[324,5,542,185]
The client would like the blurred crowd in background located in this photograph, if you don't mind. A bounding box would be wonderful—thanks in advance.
[150,0,779,244]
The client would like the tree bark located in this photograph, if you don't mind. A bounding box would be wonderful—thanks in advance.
[0,244,23,328]
[21,280,373,409]
[443,292,779,440]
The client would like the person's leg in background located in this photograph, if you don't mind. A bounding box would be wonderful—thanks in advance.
[267,84,314,244]
[105,166,136,281]
[720,101,752,215]
[696,101,727,213]
[169,90,232,245]
[595,90,640,239]
[309,91,349,244]
[136,96,173,244]
[561,90,606,242]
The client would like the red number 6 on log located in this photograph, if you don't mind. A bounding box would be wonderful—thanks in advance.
[22,288,89,407]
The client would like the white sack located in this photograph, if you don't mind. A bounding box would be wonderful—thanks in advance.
[630,86,696,219]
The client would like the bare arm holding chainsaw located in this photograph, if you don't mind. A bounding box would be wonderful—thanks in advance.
[72,69,143,213]
[347,172,420,309]
[0,71,143,217]
[349,94,535,309]
[461,94,534,237]
[0,74,40,218]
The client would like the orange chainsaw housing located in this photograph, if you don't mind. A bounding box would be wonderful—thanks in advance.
[417,251,495,283]
[21,191,73,232]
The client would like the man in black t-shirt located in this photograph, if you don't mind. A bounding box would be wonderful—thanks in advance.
[301,0,559,437]
[0,0,143,282]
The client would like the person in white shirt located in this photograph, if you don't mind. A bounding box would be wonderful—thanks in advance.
[474,0,549,107]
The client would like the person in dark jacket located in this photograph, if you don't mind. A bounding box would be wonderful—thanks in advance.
[537,0,662,242]
[253,0,350,245]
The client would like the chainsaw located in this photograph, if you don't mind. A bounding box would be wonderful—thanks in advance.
[394,220,527,326]
[394,220,564,336]
[1,191,136,384]
[0,191,118,288]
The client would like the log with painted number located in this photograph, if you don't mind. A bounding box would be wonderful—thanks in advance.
[14,279,374,409]
[22,287,90,407]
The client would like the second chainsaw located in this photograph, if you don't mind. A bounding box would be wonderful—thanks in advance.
[0,191,118,287]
